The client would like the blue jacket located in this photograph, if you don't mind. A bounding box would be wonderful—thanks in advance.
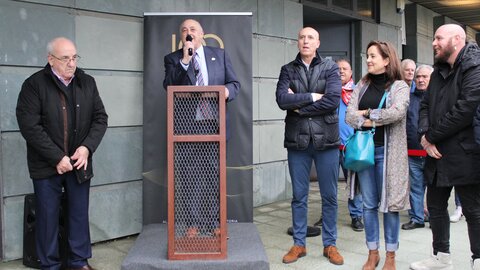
[406,88,425,150]
[276,51,341,150]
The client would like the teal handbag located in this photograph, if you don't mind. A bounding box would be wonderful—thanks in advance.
[344,91,388,172]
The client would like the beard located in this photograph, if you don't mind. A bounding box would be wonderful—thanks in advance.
[434,39,455,64]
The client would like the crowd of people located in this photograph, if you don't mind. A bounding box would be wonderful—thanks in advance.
[276,23,480,270]
[14,18,480,270]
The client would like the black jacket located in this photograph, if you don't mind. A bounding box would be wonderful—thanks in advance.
[407,88,425,150]
[16,64,108,180]
[276,51,341,150]
[418,42,480,186]
[475,105,480,145]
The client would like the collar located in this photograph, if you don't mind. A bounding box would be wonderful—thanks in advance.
[195,45,205,59]
[50,66,74,86]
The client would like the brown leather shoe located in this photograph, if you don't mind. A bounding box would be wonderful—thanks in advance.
[282,245,306,264]
[323,245,344,265]
[67,265,95,270]
[363,249,380,270]
[382,251,396,270]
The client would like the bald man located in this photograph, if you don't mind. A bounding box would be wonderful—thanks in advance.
[276,27,343,265]
[411,24,480,270]
[16,37,108,270]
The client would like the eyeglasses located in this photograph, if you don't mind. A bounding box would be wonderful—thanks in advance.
[50,54,81,64]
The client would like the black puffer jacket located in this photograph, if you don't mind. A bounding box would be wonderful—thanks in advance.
[419,42,480,186]
[16,64,108,179]
[275,51,341,150]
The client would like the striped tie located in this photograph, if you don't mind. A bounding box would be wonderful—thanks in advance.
[193,52,213,119]
[194,53,204,86]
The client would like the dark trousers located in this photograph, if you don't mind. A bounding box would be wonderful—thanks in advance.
[427,182,480,260]
[33,172,92,270]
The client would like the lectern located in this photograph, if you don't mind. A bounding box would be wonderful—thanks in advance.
[167,85,227,260]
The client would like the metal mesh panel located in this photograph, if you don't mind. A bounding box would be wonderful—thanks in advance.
[173,142,220,253]
[168,86,225,259]
[173,92,219,135]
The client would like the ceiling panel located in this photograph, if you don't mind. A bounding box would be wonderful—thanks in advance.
[409,0,480,31]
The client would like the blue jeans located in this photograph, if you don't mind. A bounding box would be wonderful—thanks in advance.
[408,156,426,224]
[288,144,339,247]
[358,146,400,252]
[340,151,363,218]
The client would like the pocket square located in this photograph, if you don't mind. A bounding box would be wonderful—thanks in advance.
[211,57,216,61]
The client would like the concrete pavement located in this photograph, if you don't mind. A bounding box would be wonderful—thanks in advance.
[1,181,471,270]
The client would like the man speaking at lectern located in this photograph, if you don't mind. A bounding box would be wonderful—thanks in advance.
[163,19,240,238]
[163,18,240,134]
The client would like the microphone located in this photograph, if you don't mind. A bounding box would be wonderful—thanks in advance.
[186,34,193,56]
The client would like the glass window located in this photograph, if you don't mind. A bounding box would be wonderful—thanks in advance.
[308,0,328,5]
[333,0,353,10]
[357,0,374,18]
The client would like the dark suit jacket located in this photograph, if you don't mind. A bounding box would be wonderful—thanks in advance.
[163,46,240,102]
[163,46,240,139]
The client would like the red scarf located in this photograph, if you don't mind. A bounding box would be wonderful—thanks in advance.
[341,78,355,105]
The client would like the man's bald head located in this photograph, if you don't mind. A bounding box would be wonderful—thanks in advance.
[297,27,320,63]
[437,24,466,42]
[298,27,319,40]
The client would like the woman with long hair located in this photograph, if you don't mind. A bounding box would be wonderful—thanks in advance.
[345,40,410,270]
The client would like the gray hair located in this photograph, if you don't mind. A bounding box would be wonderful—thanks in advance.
[46,40,55,54]
[416,64,434,75]
[46,37,75,55]
[401,59,416,69]
[179,19,204,35]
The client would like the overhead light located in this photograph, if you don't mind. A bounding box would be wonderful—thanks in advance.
[438,0,479,6]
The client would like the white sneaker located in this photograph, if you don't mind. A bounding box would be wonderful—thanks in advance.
[450,206,463,223]
[473,258,480,270]
[410,252,453,270]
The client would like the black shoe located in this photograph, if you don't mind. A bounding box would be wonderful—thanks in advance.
[401,221,425,230]
[351,217,364,231]
[314,217,323,227]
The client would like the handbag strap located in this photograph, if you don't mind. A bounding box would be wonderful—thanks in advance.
[344,90,389,150]
[371,91,389,132]
[377,91,388,109]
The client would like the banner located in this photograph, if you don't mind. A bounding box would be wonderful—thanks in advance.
[143,13,253,224]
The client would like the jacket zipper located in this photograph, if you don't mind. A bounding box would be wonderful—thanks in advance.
[58,92,68,155]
